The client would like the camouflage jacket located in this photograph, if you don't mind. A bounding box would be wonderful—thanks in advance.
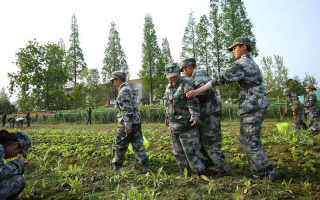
[116,82,141,130]
[164,78,200,132]
[0,145,24,180]
[305,91,318,112]
[286,93,302,113]
[189,70,222,118]
[205,53,269,116]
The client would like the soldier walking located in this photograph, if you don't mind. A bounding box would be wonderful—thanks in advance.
[25,110,31,127]
[180,58,227,179]
[305,85,319,135]
[187,37,280,181]
[111,71,149,175]
[2,112,7,128]
[283,88,308,131]
[164,63,205,176]
[86,108,92,125]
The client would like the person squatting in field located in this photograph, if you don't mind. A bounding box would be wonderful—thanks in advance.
[0,129,31,200]
[164,63,205,176]
[110,71,150,175]
[186,37,280,181]
[180,58,227,179]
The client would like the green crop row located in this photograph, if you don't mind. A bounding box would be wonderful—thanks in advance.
[29,102,320,124]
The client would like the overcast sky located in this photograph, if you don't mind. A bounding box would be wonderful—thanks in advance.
[1,0,319,101]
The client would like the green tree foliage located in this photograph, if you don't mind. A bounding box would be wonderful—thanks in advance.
[85,69,106,107]
[58,38,65,51]
[0,98,17,115]
[286,78,305,96]
[139,14,162,104]
[195,15,212,74]
[8,40,69,111]
[220,0,258,62]
[181,11,197,61]
[102,21,129,101]
[70,83,87,109]
[155,38,172,99]
[260,55,289,97]
[0,88,8,99]
[0,88,17,114]
[260,56,275,91]
[209,0,226,74]
[302,72,318,87]
[65,14,87,86]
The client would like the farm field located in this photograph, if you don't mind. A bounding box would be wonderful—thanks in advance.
[9,120,320,200]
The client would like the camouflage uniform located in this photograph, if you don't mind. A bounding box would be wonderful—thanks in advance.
[205,40,278,178]
[164,63,205,174]
[305,90,319,133]
[26,111,31,127]
[285,92,308,131]
[111,72,149,168]
[181,62,225,172]
[0,131,31,200]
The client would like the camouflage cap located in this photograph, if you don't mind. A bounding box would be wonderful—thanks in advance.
[14,131,31,159]
[165,63,180,78]
[305,85,316,90]
[283,88,291,96]
[227,37,252,51]
[110,71,126,81]
[180,58,196,72]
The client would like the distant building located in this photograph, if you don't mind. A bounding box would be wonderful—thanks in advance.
[64,79,151,106]
[109,79,149,105]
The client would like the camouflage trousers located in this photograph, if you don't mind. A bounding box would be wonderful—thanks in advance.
[0,175,25,200]
[306,111,319,132]
[171,127,205,174]
[112,123,149,167]
[239,107,276,176]
[198,113,226,171]
[293,111,308,131]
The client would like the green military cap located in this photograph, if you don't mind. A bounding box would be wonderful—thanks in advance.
[14,131,31,159]
[227,37,252,51]
[283,88,291,96]
[110,71,126,81]
[305,85,316,90]
[180,58,196,72]
[165,63,180,78]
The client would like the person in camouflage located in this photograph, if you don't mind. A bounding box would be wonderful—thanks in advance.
[25,110,31,127]
[283,88,308,131]
[305,85,319,135]
[187,37,280,181]
[110,71,149,175]
[164,63,205,175]
[180,58,227,179]
[0,130,31,200]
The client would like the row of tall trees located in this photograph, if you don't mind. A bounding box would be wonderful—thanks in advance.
[7,1,318,111]
[261,55,318,98]
[8,14,121,111]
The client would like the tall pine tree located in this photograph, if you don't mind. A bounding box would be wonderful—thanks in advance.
[209,0,226,74]
[139,14,162,104]
[181,11,197,61]
[102,21,129,100]
[58,38,65,51]
[155,38,172,99]
[220,0,258,62]
[65,14,87,86]
[195,15,212,73]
